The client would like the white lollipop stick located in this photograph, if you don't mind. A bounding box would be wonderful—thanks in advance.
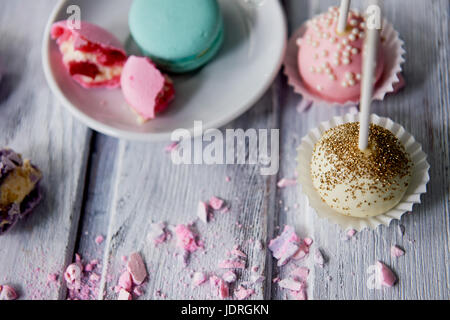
[337,0,351,33]
[359,3,381,151]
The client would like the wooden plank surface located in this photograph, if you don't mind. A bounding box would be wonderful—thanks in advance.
[0,0,91,300]
[0,0,448,300]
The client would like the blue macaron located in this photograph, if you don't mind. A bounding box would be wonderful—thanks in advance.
[129,0,224,73]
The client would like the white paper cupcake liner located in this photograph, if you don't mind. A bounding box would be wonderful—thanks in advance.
[297,113,430,231]
[284,19,406,109]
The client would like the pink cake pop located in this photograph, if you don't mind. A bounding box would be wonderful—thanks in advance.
[297,7,384,103]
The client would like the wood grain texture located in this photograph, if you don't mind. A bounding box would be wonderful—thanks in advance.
[0,0,91,300]
[280,0,449,300]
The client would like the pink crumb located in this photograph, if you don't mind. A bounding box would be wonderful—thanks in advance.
[278,278,303,291]
[118,289,132,300]
[210,275,229,299]
[269,225,302,266]
[222,271,237,284]
[118,271,133,292]
[192,272,208,286]
[235,286,255,300]
[347,229,357,239]
[218,260,246,270]
[225,176,231,182]
[95,235,104,245]
[0,285,18,300]
[209,197,224,210]
[391,246,405,258]
[127,252,148,285]
[231,246,247,259]
[47,273,58,283]
[277,178,297,188]
[303,238,313,246]
[377,261,397,287]
[175,224,203,253]
[290,267,310,281]
[133,286,143,297]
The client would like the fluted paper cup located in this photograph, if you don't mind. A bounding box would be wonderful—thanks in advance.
[297,113,430,231]
[284,19,406,109]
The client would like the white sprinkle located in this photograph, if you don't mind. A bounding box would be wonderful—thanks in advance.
[337,43,343,50]
[329,74,336,81]
[359,32,365,38]
[343,51,350,57]
[342,58,351,65]
[349,79,356,86]
[332,59,340,66]
[333,52,340,58]
[330,37,337,43]
[345,72,354,80]
[322,50,328,57]
[360,22,366,29]
[316,67,323,73]
[351,48,359,55]
[349,19,358,26]
[342,81,348,87]
[356,73,361,80]
[312,41,319,48]
[349,34,356,41]
[310,66,316,73]
[317,85,323,91]
[342,39,349,45]
[352,28,360,34]
[325,67,332,74]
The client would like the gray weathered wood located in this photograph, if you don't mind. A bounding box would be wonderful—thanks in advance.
[0,0,91,300]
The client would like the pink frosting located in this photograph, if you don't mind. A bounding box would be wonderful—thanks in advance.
[297,7,384,103]
[121,56,174,121]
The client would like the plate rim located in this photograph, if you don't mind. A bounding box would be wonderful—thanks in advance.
[42,0,287,141]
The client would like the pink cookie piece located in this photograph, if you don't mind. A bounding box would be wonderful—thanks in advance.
[118,271,133,292]
[197,201,210,224]
[391,246,405,258]
[218,259,246,270]
[51,21,127,89]
[222,271,237,284]
[192,272,208,286]
[297,7,384,103]
[278,278,303,291]
[175,224,203,253]
[235,286,255,300]
[64,263,83,290]
[210,276,229,299]
[127,252,147,285]
[346,229,357,239]
[0,285,18,300]
[269,226,301,266]
[117,289,132,301]
[377,261,397,287]
[121,56,175,122]
[209,196,224,210]
[231,245,247,259]
[277,178,297,188]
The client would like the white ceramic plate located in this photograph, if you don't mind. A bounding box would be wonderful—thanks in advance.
[42,0,287,141]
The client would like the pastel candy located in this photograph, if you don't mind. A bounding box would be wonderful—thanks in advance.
[129,0,224,73]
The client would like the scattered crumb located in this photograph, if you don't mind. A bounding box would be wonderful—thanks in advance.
[377,261,397,287]
[235,286,255,300]
[95,235,104,245]
[222,271,237,284]
[192,272,208,286]
[127,252,148,285]
[277,178,297,188]
[391,246,405,258]
[209,196,224,210]
[0,285,18,300]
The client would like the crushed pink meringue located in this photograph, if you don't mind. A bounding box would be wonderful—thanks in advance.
[222,271,237,283]
[235,286,255,300]
[127,252,148,285]
[277,178,297,188]
[118,271,133,292]
[210,275,229,299]
[278,278,303,291]
[175,224,203,253]
[0,285,18,300]
[118,289,132,300]
[377,261,397,287]
[269,226,306,266]
[209,196,224,210]
[290,267,309,281]
[218,260,246,270]
[231,245,247,258]
[64,263,82,290]
[192,272,208,286]
[391,246,405,258]
[197,201,210,224]
[347,229,357,239]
